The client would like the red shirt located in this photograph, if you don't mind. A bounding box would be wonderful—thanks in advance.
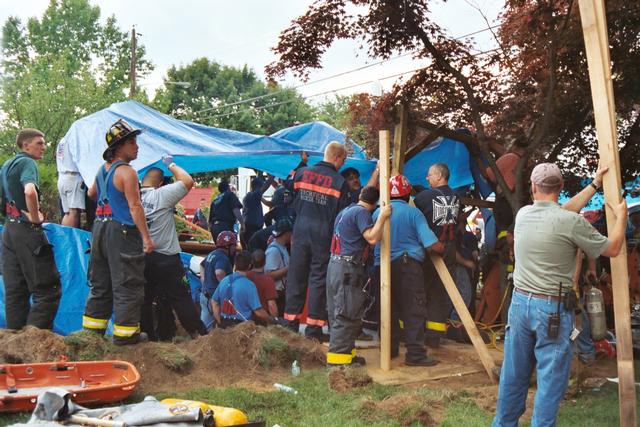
[246,270,278,312]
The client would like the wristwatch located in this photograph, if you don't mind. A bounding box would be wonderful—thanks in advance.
[590,182,599,190]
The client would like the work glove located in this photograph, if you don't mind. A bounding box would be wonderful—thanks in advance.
[162,155,174,167]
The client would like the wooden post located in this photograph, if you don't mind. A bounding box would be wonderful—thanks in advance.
[430,254,497,383]
[578,1,637,425]
[392,105,408,175]
[379,130,392,371]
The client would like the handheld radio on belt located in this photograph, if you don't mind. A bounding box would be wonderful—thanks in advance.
[548,282,563,339]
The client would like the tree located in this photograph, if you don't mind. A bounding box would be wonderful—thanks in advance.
[152,58,314,134]
[267,0,640,211]
[0,0,153,161]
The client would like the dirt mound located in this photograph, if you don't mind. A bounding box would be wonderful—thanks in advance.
[0,326,67,363]
[362,393,441,426]
[328,367,372,392]
[0,323,325,394]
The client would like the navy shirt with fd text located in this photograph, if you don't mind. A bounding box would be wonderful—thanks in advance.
[292,161,350,242]
[330,203,373,260]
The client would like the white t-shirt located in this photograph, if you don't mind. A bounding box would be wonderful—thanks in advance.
[265,240,289,291]
[55,138,79,173]
[141,182,189,255]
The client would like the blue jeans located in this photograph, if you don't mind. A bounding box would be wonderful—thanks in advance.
[574,302,596,364]
[493,289,574,427]
[199,293,215,331]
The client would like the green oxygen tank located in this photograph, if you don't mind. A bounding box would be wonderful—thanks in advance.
[585,286,607,341]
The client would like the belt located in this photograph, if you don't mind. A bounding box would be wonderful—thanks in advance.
[515,287,564,302]
[60,171,79,175]
[330,254,364,266]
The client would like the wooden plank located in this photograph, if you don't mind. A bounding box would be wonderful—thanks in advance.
[578,1,637,425]
[430,254,497,383]
[459,197,495,209]
[174,214,213,240]
[379,130,392,372]
[392,105,408,174]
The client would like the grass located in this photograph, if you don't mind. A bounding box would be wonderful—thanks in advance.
[64,330,119,361]
[256,334,301,368]
[1,368,637,426]
[150,343,192,372]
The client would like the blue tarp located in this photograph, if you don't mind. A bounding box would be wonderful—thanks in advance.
[61,101,374,185]
[272,121,367,159]
[0,224,92,335]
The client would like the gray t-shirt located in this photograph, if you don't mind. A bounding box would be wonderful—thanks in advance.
[265,240,289,291]
[513,200,609,295]
[141,182,189,255]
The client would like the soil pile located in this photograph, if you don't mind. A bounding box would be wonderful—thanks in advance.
[327,366,372,392]
[0,326,67,364]
[0,323,325,394]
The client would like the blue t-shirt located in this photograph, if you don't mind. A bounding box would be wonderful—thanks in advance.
[373,199,438,264]
[243,189,265,227]
[331,203,373,259]
[212,272,263,321]
[201,248,233,295]
[414,185,459,238]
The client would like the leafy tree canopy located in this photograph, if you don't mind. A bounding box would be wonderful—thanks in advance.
[152,57,314,135]
[267,0,640,205]
[0,0,152,161]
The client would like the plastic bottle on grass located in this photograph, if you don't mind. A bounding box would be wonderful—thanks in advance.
[291,360,300,377]
[273,383,298,394]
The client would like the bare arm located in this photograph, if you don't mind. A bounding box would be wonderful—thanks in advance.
[253,307,273,324]
[563,165,606,213]
[427,241,445,254]
[362,205,392,244]
[200,265,206,285]
[211,300,221,325]
[601,200,628,258]
[365,163,380,189]
[267,300,278,317]
[456,251,475,270]
[117,166,154,253]
[168,163,194,190]
[87,181,97,201]
[23,183,43,224]
[268,267,288,281]
[215,269,227,283]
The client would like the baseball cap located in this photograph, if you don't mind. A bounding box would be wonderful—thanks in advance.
[273,218,293,237]
[530,163,563,188]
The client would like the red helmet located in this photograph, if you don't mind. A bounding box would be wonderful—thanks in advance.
[216,231,237,248]
[389,175,411,198]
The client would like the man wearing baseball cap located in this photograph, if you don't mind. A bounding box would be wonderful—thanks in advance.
[265,218,293,315]
[83,119,155,345]
[494,162,627,426]
[373,175,444,366]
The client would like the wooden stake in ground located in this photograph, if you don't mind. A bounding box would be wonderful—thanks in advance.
[379,130,392,372]
[578,1,637,425]
[392,105,408,175]
[430,254,497,384]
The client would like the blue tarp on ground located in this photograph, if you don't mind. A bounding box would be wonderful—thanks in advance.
[0,223,92,336]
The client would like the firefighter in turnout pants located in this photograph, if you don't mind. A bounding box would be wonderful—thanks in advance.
[83,119,155,345]
[414,163,459,347]
[284,142,350,341]
[1,129,61,330]
[326,186,391,366]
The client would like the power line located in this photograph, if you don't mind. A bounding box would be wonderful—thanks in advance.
[196,47,501,122]
[187,24,501,117]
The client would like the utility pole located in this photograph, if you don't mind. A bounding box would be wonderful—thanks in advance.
[129,27,137,99]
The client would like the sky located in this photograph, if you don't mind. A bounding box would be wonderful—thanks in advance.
[0,0,503,109]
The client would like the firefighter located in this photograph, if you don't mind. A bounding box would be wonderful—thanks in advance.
[1,128,61,330]
[199,231,236,330]
[326,186,391,366]
[414,163,460,347]
[284,142,350,341]
[83,119,154,345]
[374,175,444,366]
